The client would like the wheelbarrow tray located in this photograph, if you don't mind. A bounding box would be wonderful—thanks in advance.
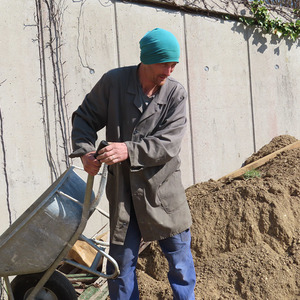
[0,167,91,276]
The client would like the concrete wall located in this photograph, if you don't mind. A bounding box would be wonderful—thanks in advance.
[0,0,299,235]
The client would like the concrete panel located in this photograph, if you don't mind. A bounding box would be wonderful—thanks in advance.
[0,0,51,232]
[58,0,118,165]
[60,1,119,237]
[248,29,300,150]
[185,15,255,182]
[62,0,118,110]
[36,0,118,175]
[115,1,194,188]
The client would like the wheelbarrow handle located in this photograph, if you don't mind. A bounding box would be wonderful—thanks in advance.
[94,140,109,159]
[85,141,109,223]
[86,140,109,207]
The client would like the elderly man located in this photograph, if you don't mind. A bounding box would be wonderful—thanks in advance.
[70,28,196,300]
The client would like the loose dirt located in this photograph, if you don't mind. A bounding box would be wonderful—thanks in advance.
[136,135,300,300]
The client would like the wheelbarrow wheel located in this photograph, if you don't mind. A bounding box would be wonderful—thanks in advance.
[11,270,77,300]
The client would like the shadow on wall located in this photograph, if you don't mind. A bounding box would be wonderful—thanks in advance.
[231,22,300,54]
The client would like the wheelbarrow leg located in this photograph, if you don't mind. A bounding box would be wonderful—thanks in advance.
[4,276,15,300]
[25,267,56,300]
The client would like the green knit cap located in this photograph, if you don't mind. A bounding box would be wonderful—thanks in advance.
[139,28,180,65]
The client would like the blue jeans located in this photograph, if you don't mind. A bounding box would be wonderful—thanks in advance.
[106,210,196,300]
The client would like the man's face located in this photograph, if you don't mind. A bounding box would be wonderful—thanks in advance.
[146,62,177,86]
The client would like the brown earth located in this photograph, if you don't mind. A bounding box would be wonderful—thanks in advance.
[136,135,300,300]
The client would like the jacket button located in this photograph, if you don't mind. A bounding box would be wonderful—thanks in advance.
[120,222,127,228]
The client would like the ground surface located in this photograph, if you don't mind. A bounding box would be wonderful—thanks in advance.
[136,135,300,300]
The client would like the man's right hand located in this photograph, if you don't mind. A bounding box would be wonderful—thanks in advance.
[81,152,101,176]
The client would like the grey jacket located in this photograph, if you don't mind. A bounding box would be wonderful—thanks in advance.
[70,65,192,245]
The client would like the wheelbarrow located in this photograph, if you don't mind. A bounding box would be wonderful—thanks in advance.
[0,158,119,299]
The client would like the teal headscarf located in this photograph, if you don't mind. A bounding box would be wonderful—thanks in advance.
[139,28,180,65]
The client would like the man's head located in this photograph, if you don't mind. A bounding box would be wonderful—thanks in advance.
[139,28,180,87]
[139,28,180,65]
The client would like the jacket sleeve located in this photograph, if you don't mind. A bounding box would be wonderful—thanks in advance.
[125,85,187,169]
[69,74,109,158]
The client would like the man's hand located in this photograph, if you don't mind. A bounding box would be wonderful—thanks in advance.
[95,142,128,165]
[81,152,101,176]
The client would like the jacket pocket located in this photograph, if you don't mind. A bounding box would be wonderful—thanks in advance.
[157,169,186,214]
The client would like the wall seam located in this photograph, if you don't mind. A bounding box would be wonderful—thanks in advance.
[113,2,121,68]
[36,0,57,182]
[183,14,196,185]
[246,28,257,153]
[44,0,70,174]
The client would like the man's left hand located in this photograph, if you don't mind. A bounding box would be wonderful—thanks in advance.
[95,142,128,165]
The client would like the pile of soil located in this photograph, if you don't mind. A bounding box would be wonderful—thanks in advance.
[136,135,300,299]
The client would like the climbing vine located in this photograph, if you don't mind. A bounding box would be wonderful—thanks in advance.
[0,108,12,226]
[240,0,300,41]
[127,0,300,41]
[35,0,71,182]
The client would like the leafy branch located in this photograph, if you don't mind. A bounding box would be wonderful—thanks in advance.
[240,0,300,41]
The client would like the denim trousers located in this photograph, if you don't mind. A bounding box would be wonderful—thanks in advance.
[106,209,196,300]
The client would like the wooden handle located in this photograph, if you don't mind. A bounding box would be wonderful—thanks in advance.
[219,140,300,181]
